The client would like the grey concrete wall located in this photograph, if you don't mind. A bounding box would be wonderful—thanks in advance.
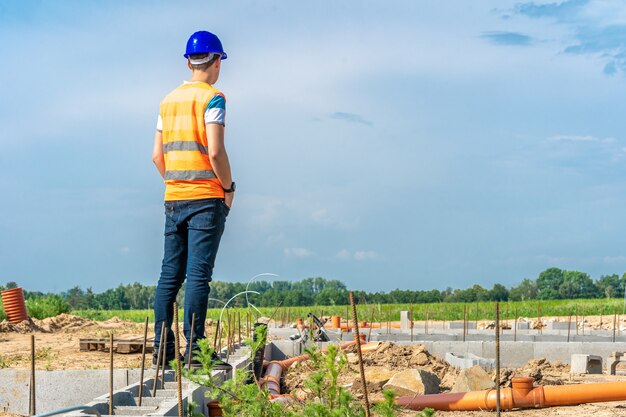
[417,341,626,368]
[0,368,144,415]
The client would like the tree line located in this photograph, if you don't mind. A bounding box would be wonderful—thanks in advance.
[1,267,625,312]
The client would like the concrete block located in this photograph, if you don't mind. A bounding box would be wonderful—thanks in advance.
[400,311,410,331]
[516,322,530,330]
[547,322,575,331]
[571,354,603,374]
[447,321,476,330]
[445,352,495,371]
[607,352,626,375]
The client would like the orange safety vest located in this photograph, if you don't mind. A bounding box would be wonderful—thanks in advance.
[159,82,225,201]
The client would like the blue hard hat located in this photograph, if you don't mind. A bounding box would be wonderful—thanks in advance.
[184,31,227,60]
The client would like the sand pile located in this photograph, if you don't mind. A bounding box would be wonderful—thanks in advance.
[0,314,94,333]
[0,317,46,333]
[500,357,569,386]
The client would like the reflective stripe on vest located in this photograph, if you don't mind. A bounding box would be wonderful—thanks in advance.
[164,169,217,180]
[163,140,208,154]
[159,82,225,201]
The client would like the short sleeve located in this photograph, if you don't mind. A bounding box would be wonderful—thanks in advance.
[205,93,226,125]
[156,114,163,131]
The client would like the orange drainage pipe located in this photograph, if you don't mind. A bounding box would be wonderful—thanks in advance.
[262,339,381,395]
[397,377,626,411]
[1,287,28,323]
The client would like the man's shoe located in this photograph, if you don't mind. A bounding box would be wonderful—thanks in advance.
[184,354,203,370]
[210,351,232,371]
[152,353,184,370]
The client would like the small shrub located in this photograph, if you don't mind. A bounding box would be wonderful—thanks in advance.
[0,354,10,369]
[27,294,71,319]
[0,301,6,321]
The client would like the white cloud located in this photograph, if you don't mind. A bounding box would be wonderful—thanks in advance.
[311,208,359,230]
[354,251,382,261]
[603,255,626,264]
[284,247,315,258]
[549,135,615,144]
[336,249,382,261]
[335,249,352,260]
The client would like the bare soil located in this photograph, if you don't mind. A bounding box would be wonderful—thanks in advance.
[0,314,222,370]
[3,314,626,416]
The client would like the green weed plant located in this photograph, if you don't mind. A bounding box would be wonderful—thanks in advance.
[180,325,434,417]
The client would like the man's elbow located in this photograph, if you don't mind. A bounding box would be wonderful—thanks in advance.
[209,148,223,161]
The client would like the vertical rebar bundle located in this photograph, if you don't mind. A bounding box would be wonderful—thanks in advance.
[349,291,370,417]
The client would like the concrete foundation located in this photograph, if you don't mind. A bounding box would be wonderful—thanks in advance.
[0,345,251,417]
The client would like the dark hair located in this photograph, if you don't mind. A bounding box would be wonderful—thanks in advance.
[188,53,219,70]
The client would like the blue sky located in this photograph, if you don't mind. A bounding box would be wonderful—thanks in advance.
[1,0,626,293]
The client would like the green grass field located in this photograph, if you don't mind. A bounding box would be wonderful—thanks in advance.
[73,298,625,323]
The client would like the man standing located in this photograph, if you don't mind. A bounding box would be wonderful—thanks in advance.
[152,31,234,370]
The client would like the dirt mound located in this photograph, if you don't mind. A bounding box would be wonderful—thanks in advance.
[0,317,47,333]
[36,314,93,331]
[284,342,459,401]
[0,314,94,333]
[352,342,457,388]
[500,357,569,386]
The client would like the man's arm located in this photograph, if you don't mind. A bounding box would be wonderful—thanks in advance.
[207,123,234,207]
[152,131,166,178]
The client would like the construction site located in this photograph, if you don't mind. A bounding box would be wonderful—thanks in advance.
[2,289,626,417]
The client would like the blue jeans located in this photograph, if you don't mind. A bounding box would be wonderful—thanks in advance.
[153,197,229,358]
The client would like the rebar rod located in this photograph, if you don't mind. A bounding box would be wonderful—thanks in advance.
[425,306,429,335]
[410,303,414,342]
[109,333,114,416]
[161,320,168,387]
[495,302,501,417]
[173,302,183,417]
[226,312,231,364]
[238,310,242,345]
[349,292,370,417]
[368,304,375,342]
[138,317,148,406]
[188,313,195,371]
[463,305,467,342]
[537,303,542,335]
[576,305,579,335]
[30,334,35,416]
[567,314,571,343]
[613,308,617,343]
[213,319,220,350]
[153,322,165,396]
[217,320,224,355]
